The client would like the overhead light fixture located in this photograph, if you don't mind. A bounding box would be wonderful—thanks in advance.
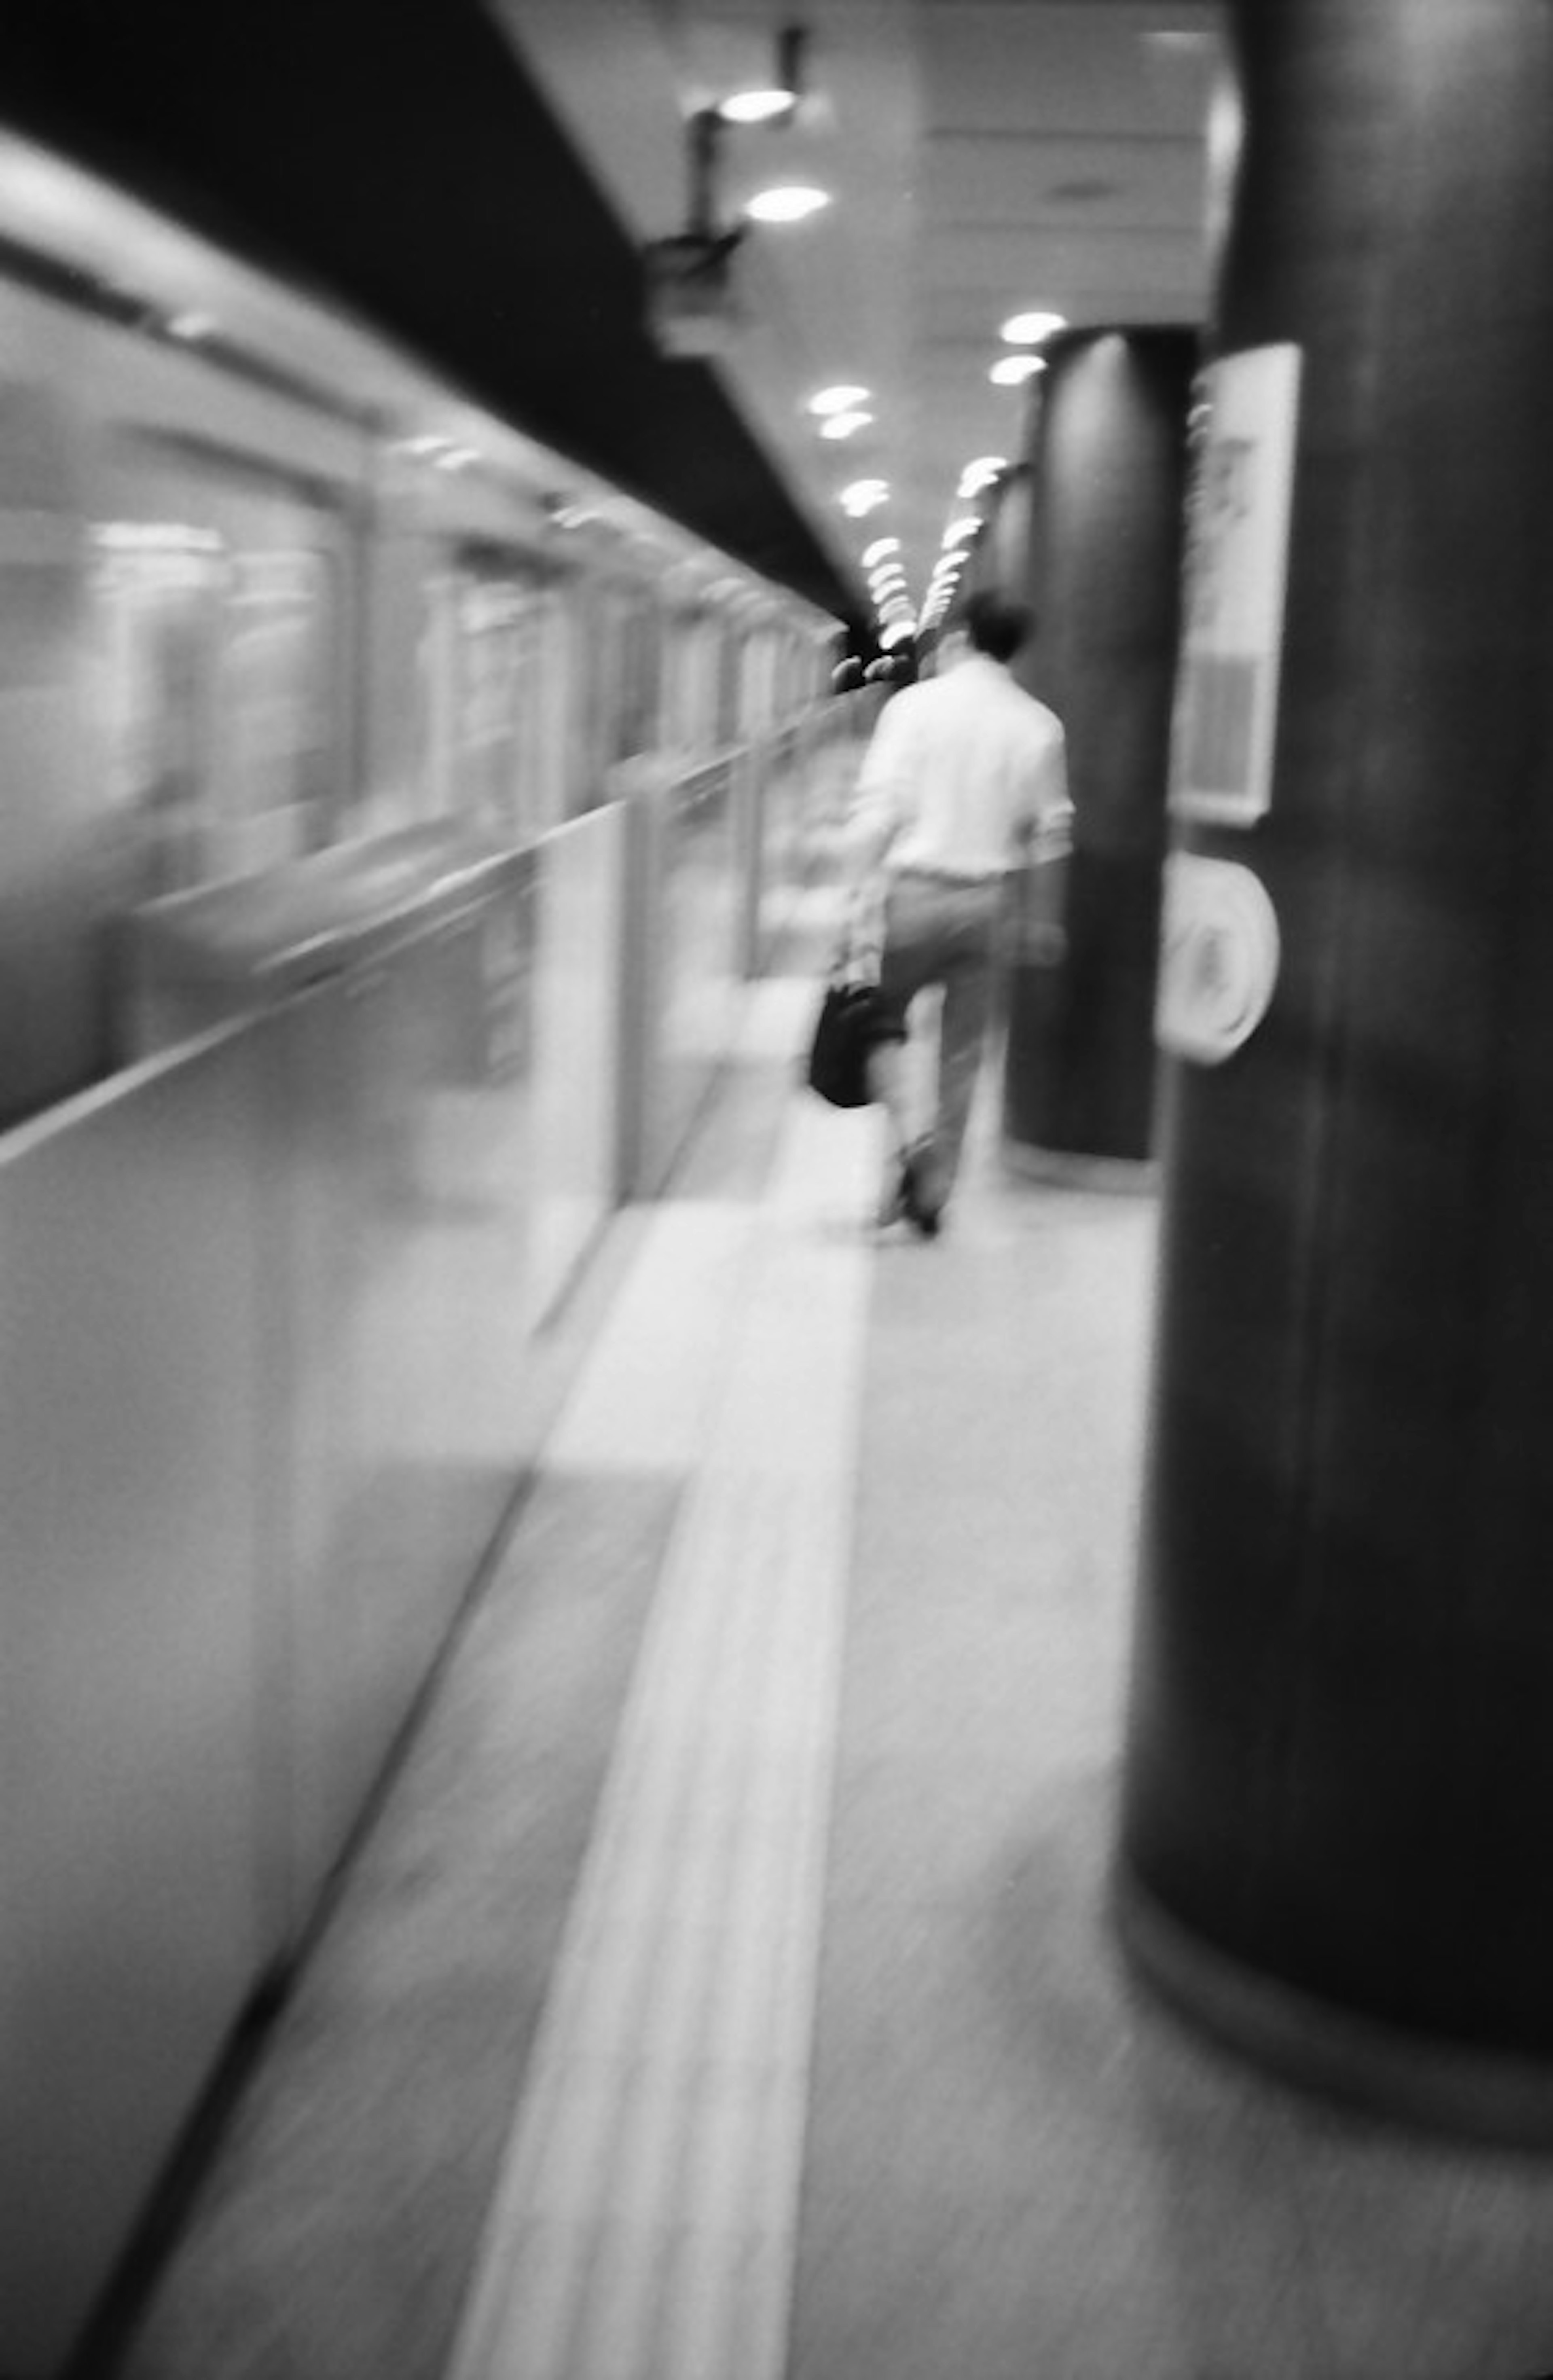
[943,515,982,547]
[990,354,1045,386]
[861,536,899,565]
[819,410,872,440]
[840,477,889,517]
[958,455,1007,498]
[1001,309,1067,345]
[720,89,794,125]
[642,108,747,357]
[810,384,870,415]
[746,184,831,223]
[721,24,808,124]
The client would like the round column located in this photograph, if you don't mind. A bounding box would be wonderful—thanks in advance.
[1117,0,1553,2137]
[1003,328,1195,1171]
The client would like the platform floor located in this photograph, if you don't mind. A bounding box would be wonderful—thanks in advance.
[110,904,1553,2380]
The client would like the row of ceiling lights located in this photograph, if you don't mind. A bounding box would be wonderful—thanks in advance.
[713,32,1085,649]
[805,307,1071,646]
[707,31,1067,648]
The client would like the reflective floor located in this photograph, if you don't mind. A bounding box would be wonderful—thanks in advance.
[113,901,1553,2380]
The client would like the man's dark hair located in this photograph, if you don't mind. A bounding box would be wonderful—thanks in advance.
[963,590,1035,664]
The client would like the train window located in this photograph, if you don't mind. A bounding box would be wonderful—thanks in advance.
[613,594,661,767]
[93,529,343,892]
[682,611,724,752]
[92,523,224,899]
[557,577,661,818]
[218,549,339,871]
[410,570,459,821]
[93,434,350,893]
[662,608,706,754]
[451,572,547,844]
[410,554,560,843]
[715,619,743,747]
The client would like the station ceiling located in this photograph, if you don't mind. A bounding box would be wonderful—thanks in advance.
[2,0,1225,644]
[1,0,868,627]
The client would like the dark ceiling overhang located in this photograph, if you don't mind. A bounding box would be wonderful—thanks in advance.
[1,0,863,627]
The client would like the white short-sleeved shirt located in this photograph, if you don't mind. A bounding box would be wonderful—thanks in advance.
[853,653,1072,880]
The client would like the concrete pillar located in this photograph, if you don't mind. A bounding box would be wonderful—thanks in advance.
[1003,328,1195,1170]
[1117,0,1553,2139]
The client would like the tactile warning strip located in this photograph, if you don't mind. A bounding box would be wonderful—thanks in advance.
[446,1046,876,2380]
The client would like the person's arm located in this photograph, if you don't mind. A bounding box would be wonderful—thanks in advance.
[1013,732,1073,962]
[846,693,916,880]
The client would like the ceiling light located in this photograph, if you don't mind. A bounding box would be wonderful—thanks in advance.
[958,455,1007,498]
[990,354,1046,386]
[819,410,873,440]
[746,184,831,223]
[721,24,808,125]
[880,622,915,649]
[861,536,899,565]
[943,515,982,547]
[1001,309,1066,345]
[810,384,870,415]
[721,89,796,124]
[841,478,888,517]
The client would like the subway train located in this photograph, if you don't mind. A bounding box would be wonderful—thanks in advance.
[0,130,852,2374]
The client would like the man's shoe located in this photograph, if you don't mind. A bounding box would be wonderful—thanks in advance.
[901,1142,943,1238]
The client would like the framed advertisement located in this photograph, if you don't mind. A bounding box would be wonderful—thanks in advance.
[1168,342,1302,827]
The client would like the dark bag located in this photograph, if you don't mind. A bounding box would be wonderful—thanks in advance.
[806,978,888,1109]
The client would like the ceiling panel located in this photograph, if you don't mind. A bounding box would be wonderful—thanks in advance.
[919,222,1210,300]
[916,2,1223,136]
[922,131,1210,227]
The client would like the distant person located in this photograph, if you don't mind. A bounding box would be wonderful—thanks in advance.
[845,589,1071,1234]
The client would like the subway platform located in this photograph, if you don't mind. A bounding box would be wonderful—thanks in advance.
[107,895,1553,2380]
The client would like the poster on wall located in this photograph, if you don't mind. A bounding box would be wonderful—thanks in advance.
[1168,342,1302,827]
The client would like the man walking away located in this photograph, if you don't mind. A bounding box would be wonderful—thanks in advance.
[847,591,1072,1234]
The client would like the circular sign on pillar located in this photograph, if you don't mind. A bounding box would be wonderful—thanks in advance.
[1155,850,1280,1065]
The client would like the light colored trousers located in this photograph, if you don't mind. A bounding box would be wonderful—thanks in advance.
[876,870,1005,1193]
